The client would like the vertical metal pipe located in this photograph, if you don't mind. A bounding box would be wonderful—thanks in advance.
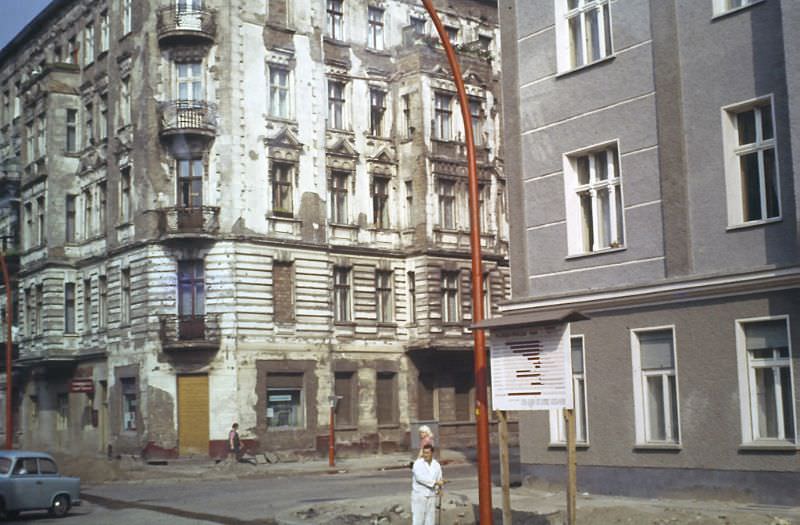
[420,2,492,522]
[0,253,11,450]
[329,405,336,467]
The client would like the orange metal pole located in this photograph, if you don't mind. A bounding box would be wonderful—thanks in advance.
[0,253,12,450]
[420,2,492,523]
[329,405,335,467]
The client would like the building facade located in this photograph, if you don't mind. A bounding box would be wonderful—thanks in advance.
[0,0,509,458]
[498,0,799,505]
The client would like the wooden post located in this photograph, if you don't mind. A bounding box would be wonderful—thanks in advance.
[497,410,512,525]
[565,408,577,525]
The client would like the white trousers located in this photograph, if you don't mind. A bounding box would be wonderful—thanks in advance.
[411,492,437,525]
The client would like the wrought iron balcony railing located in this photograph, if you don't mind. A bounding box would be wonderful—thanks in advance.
[159,206,220,237]
[159,313,220,351]
[159,100,218,138]
[156,6,216,45]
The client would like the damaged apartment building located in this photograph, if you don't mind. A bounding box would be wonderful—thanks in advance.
[0,0,508,458]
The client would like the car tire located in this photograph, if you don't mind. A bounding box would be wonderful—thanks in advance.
[48,494,70,518]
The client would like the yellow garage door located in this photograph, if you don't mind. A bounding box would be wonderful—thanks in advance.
[177,375,209,456]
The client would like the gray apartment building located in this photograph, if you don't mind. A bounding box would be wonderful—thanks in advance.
[0,0,510,459]
[498,0,799,504]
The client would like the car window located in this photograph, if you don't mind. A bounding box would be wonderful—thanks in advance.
[12,458,38,475]
[0,458,10,474]
[38,458,58,475]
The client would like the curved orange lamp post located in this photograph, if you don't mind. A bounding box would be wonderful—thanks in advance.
[420,2,493,523]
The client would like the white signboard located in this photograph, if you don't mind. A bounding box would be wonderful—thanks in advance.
[490,323,572,411]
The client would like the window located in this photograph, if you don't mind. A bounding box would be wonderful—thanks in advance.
[401,94,412,138]
[98,181,107,231]
[333,266,351,322]
[177,62,203,100]
[84,23,94,65]
[178,260,205,318]
[328,80,346,129]
[100,11,109,52]
[120,268,130,325]
[57,394,69,431]
[737,318,796,443]
[438,178,456,229]
[120,166,131,222]
[557,0,612,71]
[66,109,78,152]
[478,34,493,52]
[723,98,779,225]
[269,66,290,118]
[39,458,57,475]
[329,170,349,223]
[326,0,344,40]
[65,195,76,242]
[24,288,32,337]
[445,25,459,45]
[440,270,460,323]
[367,7,384,50]
[405,180,413,227]
[83,278,92,333]
[469,99,482,145]
[713,0,761,15]
[407,271,416,323]
[24,201,33,250]
[1,91,8,125]
[267,375,304,428]
[478,184,489,232]
[121,377,137,431]
[26,123,34,162]
[66,36,79,64]
[372,177,389,228]
[177,158,203,208]
[36,196,45,246]
[85,102,94,144]
[35,284,43,334]
[334,371,356,426]
[376,372,397,425]
[273,262,294,323]
[120,78,131,127]
[434,93,453,140]
[410,16,426,35]
[481,272,491,319]
[375,270,393,323]
[98,275,107,329]
[37,115,46,157]
[632,328,680,444]
[550,336,589,444]
[271,162,293,216]
[369,88,386,136]
[83,187,93,238]
[99,96,108,140]
[122,0,132,34]
[565,144,624,254]
[64,283,76,333]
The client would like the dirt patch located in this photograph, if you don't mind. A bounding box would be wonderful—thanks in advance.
[51,453,133,485]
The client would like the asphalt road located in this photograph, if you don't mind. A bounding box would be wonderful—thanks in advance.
[7,464,477,525]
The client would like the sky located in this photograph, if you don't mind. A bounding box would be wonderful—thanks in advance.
[0,0,53,51]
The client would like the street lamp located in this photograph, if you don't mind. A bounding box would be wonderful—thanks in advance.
[420,2,493,523]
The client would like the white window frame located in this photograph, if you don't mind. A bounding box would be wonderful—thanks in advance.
[440,270,460,323]
[438,178,456,230]
[333,266,352,323]
[434,92,453,141]
[735,316,797,445]
[326,0,344,40]
[375,269,393,323]
[367,6,385,50]
[712,0,763,17]
[631,326,681,446]
[554,0,613,72]
[122,0,133,35]
[100,11,110,52]
[327,79,347,130]
[563,141,625,255]
[177,62,204,101]
[84,23,95,65]
[721,95,781,227]
[549,335,590,445]
[268,65,291,119]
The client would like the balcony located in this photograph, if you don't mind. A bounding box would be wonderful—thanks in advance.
[158,100,217,140]
[430,139,490,163]
[159,314,220,352]
[156,6,216,46]
[159,206,220,239]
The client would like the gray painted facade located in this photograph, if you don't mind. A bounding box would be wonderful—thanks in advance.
[499,0,799,504]
[0,0,512,458]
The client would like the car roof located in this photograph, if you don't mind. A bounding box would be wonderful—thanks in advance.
[0,450,55,460]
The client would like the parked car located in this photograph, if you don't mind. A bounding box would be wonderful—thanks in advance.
[0,451,80,519]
